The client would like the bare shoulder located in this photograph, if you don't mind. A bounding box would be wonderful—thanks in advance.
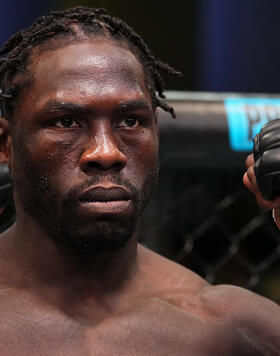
[139,245,280,354]
[200,284,280,355]
[200,283,280,329]
[139,244,280,314]
[200,283,279,314]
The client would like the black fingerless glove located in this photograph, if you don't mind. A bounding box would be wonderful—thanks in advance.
[253,118,280,201]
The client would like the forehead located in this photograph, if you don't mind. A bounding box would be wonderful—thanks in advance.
[23,38,151,108]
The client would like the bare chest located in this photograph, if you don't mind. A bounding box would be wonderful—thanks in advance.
[0,297,257,356]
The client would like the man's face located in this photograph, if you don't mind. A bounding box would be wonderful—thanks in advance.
[9,38,159,251]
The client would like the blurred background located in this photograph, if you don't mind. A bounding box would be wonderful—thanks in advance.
[1,0,280,302]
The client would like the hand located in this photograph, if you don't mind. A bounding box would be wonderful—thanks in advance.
[243,153,280,229]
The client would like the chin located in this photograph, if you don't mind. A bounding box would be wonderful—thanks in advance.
[52,217,137,253]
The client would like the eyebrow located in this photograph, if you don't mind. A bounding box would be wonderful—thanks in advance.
[115,99,152,112]
[39,99,152,114]
[40,101,87,113]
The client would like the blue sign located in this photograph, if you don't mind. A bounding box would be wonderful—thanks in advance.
[225,97,280,151]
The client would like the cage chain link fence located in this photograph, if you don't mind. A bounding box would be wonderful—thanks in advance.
[140,92,280,303]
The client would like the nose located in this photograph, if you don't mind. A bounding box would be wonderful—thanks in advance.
[79,123,127,172]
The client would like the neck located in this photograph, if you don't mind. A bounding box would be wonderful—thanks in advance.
[1,214,140,306]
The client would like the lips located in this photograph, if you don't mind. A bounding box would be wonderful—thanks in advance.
[79,186,131,202]
[78,186,133,216]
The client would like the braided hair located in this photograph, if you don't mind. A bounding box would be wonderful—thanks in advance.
[0,6,181,120]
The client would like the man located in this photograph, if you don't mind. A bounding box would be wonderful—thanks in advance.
[0,6,279,355]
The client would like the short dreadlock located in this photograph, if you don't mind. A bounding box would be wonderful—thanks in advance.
[0,6,181,120]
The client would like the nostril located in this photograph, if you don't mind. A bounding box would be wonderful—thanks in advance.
[86,160,125,171]
[86,161,102,170]
[112,161,125,170]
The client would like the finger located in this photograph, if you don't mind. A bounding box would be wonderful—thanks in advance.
[243,167,278,211]
[246,165,258,192]
[245,154,254,169]
[243,172,256,194]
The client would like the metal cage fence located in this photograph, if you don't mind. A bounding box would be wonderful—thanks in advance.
[140,91,280,304]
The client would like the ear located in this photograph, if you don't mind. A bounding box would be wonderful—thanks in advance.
[0,117,12,166]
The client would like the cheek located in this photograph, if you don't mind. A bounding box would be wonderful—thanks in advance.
[125,131,158,184]
[12,131,81,180]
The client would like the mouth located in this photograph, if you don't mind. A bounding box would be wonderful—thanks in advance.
[78,186,133,216]
[80,186,131,202]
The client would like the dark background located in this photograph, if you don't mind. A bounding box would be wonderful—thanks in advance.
[2,0,280,94]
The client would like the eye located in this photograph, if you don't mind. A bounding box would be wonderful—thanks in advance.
[53,117,80,128]
[118,117,141,128]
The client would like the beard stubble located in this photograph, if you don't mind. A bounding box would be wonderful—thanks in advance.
[12,150,159,253]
